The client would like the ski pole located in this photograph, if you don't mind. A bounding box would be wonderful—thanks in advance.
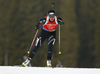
[58,24,61,55]
[27,29,39,54]
[51,2,55,10]
[52,3,55,8]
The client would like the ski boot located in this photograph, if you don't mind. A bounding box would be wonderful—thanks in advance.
[22,58,31,67]
[47,60,52,67]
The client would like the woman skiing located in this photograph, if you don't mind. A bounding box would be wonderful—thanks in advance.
[22,10,64,67]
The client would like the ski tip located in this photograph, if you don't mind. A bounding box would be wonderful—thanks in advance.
[22,64,25,67]
[47,64,52,67]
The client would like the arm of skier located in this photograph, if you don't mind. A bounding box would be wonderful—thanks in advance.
[35,17,46,30]
[57,17,64,25]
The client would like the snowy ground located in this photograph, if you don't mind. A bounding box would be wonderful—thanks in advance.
[0,66,100,74]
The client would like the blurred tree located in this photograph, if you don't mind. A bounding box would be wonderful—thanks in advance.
[75,0,99,68]
[59,0,79,67]
[93,0,100,68]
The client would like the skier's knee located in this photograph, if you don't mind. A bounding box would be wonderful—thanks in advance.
[48,38,55,45]
[35,37,42,46]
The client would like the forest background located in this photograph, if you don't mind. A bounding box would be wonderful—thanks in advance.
[0,0,100,68]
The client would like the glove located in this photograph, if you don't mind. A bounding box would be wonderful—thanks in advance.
[59,21,64,25]
[35,26,39,30]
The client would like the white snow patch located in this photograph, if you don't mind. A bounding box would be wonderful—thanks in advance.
[0,66,100,74]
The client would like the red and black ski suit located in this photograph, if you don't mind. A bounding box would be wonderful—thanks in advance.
[29,16,64,60]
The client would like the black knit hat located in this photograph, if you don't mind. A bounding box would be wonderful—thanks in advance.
[48,10,55,14]
[48,10,55,17]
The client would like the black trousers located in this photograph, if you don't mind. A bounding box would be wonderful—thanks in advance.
[29,29,56,60]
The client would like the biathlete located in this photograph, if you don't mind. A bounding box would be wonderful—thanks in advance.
[22,10,64,67]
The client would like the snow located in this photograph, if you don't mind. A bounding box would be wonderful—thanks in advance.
[0,66,100,74]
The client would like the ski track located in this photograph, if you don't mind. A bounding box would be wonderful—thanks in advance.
[0,66,100,74]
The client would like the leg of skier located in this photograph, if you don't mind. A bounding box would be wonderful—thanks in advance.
[47,33,56,67]
[22,30,47,67]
